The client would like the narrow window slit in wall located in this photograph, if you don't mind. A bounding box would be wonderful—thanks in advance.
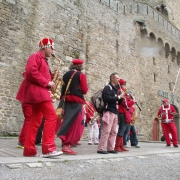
[153,73,157,82]
[168,65,170,73]
[169,82,173,91]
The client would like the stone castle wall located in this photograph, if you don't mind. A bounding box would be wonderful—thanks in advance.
[1,0,180,140]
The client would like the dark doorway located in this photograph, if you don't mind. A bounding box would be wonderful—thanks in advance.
[153,118,159,141]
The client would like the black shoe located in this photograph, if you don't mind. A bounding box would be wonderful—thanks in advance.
[70,145,77,148]
[97,151,109,154]
[17,142,24,149]
[107,150,118,154]
[94,143,99,145]
[174,145,179,147]
[166,144,171,147]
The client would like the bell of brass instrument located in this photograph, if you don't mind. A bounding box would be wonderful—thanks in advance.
[85,102,100,125]
[50,53,64,99]
[89,112,100,125]
[130,108,138,126]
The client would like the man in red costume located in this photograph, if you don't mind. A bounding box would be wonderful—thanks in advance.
[158,99,178,147]
[115,78,135,152]
[16,38,63,157]
[56,59,88,155]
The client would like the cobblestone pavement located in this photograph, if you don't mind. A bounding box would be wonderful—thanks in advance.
[0,138,180,179]
[1,150,180,179]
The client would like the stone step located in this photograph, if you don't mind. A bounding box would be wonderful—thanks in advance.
[137,133,145,141]
[81,127,88,140]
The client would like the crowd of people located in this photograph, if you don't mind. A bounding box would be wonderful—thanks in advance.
[16,37,178,158]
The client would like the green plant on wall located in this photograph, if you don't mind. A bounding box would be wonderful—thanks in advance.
[74,51,80,58]
[74,0,80,6]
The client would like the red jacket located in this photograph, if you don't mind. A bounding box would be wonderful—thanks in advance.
[16,51,53,103]
[158,104,176,120]
[130,106,135,116]
[118,94,135,113]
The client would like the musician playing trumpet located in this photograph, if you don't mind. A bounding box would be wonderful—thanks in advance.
[84,101,100,145]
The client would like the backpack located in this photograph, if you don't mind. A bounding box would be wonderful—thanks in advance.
[91,85,112,114]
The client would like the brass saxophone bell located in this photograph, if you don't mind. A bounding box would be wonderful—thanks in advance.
[50,53,63,100]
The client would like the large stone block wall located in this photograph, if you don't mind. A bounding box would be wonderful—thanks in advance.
[166,0,180,30]
[0,0,180,140]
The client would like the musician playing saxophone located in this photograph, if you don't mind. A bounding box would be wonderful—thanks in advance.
[115,78,135,152]
[16,38,62,157]
[84,101,100,145]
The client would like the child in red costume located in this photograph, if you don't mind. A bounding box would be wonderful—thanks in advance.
[16,38,63,157]
[158,99,178,147]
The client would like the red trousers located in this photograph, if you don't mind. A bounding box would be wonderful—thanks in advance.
[23,101,57,156]
[19,103,32,145]
[161,122,178,146]
[56,105,85,146]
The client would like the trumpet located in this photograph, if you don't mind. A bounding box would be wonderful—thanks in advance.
[50,53,64,99]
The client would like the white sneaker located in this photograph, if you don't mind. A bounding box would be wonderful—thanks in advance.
[135,145,140,148]
[124,145,131,148]
[43,151,63,158]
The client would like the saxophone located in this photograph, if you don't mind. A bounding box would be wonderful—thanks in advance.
[130,108,138,126]
[50,53,64,100]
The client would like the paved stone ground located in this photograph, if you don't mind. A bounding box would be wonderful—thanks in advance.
[0,140,180,180]
[0,138,180,179]
[0,137,180,165]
